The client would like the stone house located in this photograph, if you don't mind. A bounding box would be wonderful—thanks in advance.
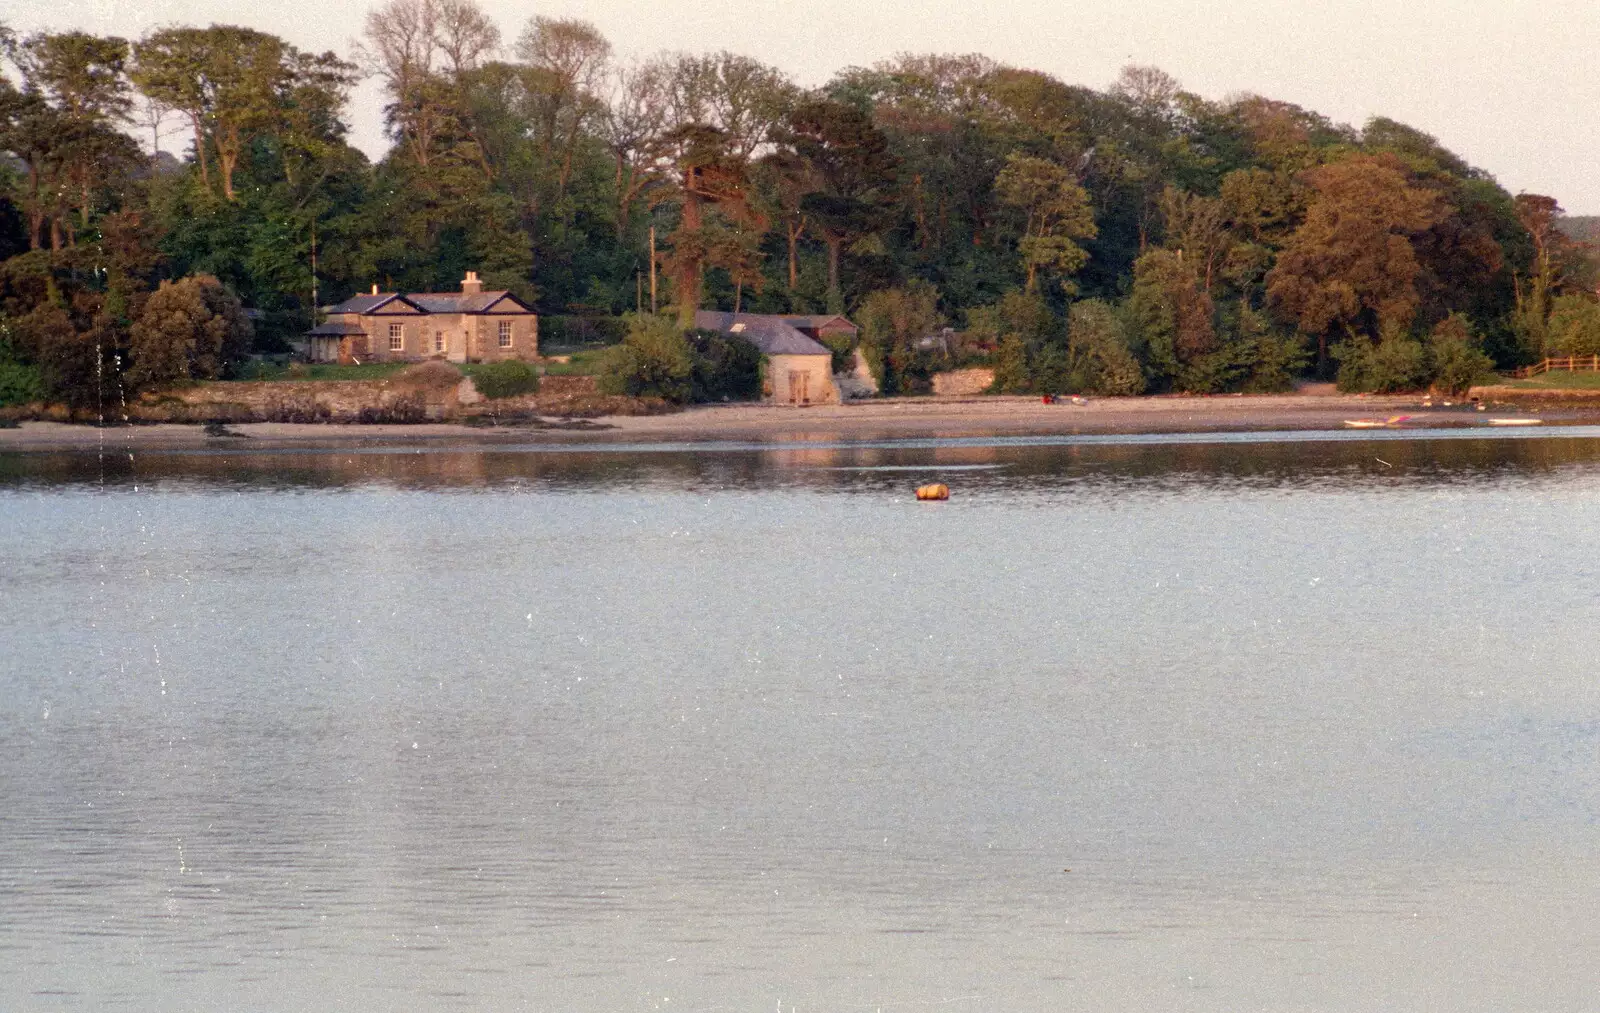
[307,272,537,364]
[694,311,849,405]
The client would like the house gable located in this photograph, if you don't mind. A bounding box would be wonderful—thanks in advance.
[481,293,536,314]
[367,297,425,315]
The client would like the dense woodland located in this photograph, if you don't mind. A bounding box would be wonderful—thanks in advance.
[5,2,1600,409]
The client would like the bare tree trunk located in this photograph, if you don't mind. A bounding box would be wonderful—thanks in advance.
[786,222,800,291]
[219,126,240,201]
[674,192,708,328]
[190,115,212,195]
[26,165,43,250]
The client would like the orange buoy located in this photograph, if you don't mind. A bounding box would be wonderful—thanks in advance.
[915,483,949,501]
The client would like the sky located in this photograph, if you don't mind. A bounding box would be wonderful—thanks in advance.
[10,0,1600,211]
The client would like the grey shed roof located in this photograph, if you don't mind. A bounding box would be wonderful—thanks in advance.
[694,311,832,356]
[306,319,368,336]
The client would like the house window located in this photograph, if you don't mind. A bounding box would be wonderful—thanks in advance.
[434,330,445,353]
[498,320,513,348]
[388,322,404,352]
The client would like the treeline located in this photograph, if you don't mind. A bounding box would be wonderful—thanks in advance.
[4,4,1600,409]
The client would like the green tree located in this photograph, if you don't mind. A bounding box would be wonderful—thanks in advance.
[1267,154,1443,363]
[856,279,943,394]
[777,99,898,311]
[1067,299,1143,395]
[1546,294,1600,357]
[994,153,1097,293]
[1128,247,1215,387]
[136,26,357,200]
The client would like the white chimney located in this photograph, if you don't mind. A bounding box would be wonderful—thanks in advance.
[461,271,482,295]
[371,284,379,295]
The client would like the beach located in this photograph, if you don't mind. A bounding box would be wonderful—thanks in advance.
[0,392,1575,450]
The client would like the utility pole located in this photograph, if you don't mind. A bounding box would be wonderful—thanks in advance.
[649,224,658,315]
[309,220,319,319]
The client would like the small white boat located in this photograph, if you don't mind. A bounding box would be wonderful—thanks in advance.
[1344,415,1411,429]
[1485,417,1542,426]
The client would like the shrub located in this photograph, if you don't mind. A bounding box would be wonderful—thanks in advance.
[820,333,856,374]
[1334,327,1430,393]
[127,275,252,389]
[597,314,693,402]
[687,329,761,401]
[991,334,1030,393]
[0,330,44,407]
[12,303,119,411]
[857,280,944,394]
[1030,343,1072,395]
[1235,305,1310,393]
[1427,313,1493,396]
[472,360,541,399]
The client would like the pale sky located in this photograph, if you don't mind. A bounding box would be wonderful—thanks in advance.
[10,0,1600,211]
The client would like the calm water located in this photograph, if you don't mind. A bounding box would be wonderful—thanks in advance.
[4,431,1600,1012]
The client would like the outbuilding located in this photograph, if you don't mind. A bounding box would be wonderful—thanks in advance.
[694,311,845,405]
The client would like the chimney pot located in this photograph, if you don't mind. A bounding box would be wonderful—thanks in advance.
[461,271,483,295]
[371,284,378,295]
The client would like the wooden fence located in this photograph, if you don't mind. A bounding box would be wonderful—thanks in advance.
[1511,355,1600,379]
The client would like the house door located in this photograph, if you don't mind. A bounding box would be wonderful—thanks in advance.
[790,371,811,405]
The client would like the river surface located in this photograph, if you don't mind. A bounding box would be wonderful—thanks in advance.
[4,430,1600,1012]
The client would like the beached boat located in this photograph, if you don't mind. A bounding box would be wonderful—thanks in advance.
[1343,415,1411,429]
[1485,417,1542,426]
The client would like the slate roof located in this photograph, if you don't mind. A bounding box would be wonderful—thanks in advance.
[306,319,368,336]
[694,311,833,357]
[322,293,415,315]
[321,290,534,317]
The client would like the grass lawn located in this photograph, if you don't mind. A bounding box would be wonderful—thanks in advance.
[1488,371,1600,390]
[231,362,408,382]
[540,348,609,376]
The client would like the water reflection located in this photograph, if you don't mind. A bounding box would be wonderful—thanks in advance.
[7,428,1600,494]
[5,434,1600,1011]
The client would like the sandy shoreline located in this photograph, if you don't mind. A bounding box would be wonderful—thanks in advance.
[0,392,1589,450]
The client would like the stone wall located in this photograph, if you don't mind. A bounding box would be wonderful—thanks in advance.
[836,349,879,399]
[931,368,995,396]
[132,376,464,423]
[126,370,638,423]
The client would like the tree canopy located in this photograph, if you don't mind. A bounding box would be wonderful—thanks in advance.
[2,8,1597,408]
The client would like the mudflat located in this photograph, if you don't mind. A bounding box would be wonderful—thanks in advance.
[0,392,1575,450]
